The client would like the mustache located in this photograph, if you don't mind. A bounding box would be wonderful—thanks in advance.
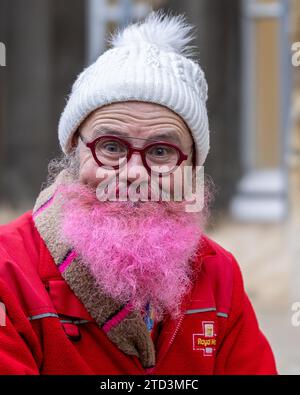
[96,179,166,201]
[57,180,198,225]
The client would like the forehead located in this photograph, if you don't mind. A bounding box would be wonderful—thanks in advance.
[80,101,189,130]
[93,101,180,115]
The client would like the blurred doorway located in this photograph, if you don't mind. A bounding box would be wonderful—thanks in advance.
[230,0,291,222]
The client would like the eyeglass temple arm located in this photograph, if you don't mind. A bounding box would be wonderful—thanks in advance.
[78,133,87,144]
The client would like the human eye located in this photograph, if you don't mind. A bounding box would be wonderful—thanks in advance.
[103,141,122,152]
[148,145,172,158]
[101,140,126,154]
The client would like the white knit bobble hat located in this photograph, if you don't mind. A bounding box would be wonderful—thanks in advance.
[58,11,210,166]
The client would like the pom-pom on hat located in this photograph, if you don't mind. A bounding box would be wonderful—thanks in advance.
[58,11,210,166]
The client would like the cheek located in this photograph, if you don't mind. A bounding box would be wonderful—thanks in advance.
[78,153,99,187]
[79,153,117,188]
[164,161,194,198]
[157,173,179,198]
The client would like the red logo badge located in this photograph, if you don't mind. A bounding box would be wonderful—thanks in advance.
[192,321,216,356]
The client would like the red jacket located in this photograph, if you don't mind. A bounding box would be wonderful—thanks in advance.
[0,211,277,375]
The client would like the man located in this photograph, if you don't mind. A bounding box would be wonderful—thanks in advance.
[0,11,277,374]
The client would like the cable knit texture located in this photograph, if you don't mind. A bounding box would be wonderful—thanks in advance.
[58,11,210,166]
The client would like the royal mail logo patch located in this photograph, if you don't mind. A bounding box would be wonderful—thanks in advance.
[192,321,216,356]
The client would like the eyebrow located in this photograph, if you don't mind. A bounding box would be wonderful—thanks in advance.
[92,127,182,145]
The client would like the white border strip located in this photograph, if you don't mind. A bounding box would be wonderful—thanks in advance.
[185,308,228,318]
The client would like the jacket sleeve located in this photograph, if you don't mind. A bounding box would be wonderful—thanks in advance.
[0,276,41,374]
[214,254,278,375]
[0,315,40,374]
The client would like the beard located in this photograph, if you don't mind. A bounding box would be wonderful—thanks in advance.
[56,179,206,322]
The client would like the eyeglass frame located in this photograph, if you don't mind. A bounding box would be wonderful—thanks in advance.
[78,133,192,176]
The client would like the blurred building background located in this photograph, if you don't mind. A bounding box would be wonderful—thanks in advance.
[0,0,299,374]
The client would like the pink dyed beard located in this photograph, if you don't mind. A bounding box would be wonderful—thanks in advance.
[58,182,204,321]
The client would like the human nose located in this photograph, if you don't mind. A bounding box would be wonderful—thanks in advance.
[121,151,149,183]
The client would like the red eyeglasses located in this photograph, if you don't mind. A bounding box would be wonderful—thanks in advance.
[79,134,190,175]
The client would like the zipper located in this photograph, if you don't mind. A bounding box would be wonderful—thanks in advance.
[144,312,185,375]
[168,313,185,347]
